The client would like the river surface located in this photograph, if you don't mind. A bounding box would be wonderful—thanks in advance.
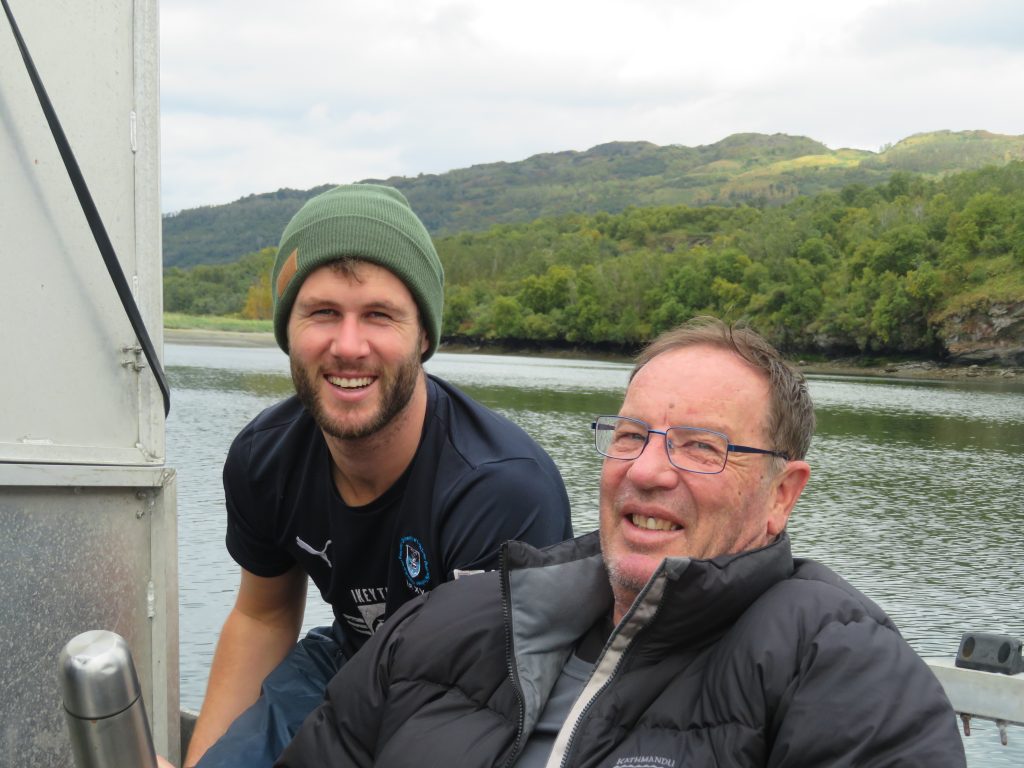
[165,344,1024,765]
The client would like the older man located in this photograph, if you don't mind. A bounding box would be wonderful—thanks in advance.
[276,316,965,768]
[186,184,572,768]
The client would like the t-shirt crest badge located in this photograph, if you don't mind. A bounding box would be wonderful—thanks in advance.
[398,535,430,588]
[405,545,421,577]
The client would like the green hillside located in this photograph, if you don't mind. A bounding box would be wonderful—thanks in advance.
[862,130,1024,173]
[165,162,1024,361]
[162,130,1024,269]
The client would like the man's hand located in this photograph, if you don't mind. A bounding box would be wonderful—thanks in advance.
[156,755,176,768]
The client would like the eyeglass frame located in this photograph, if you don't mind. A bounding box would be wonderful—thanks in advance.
[591,414,790,475]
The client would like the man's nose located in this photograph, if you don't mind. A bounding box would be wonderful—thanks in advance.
[329,315,370,358]
[625,432,679,490]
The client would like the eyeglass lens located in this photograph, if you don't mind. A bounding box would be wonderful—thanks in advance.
[594,416,729,473]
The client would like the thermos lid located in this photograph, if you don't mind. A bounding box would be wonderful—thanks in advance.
[58,630,142,719]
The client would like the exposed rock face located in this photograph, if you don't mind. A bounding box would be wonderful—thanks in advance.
[940,301,1024,365]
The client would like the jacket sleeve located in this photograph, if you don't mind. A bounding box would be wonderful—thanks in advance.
[767,615,966,767]
[273,595,427,768]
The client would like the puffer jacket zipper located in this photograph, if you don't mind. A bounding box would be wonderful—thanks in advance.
[548,569,670,768]
[551,637,633,768]
[500,544,528,768]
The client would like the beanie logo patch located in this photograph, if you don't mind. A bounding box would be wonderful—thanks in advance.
[276,248,299,298]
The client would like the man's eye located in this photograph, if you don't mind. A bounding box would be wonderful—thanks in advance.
[683,439,720,455]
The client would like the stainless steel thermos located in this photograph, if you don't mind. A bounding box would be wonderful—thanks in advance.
[58,630,158,768]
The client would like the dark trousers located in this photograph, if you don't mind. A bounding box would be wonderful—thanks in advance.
[195,624,347,768]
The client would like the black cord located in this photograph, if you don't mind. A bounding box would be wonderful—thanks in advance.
[2,0,171,416]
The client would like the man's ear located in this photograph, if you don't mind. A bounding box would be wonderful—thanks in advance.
[766,460,810,537]
[420,329,430,357]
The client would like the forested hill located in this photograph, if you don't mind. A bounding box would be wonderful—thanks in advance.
[165,163,1024,364]
[162,130,1024,269]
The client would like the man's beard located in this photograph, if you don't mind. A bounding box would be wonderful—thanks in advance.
[291,347,422,441]
[599,530,652,597]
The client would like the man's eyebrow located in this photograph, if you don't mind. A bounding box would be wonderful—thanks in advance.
[294,295,409,314]
[364,299,408,312]
[665,420,732,435]
[293,294,333,310]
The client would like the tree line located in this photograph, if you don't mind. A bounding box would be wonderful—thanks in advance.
[164,163,1024,357]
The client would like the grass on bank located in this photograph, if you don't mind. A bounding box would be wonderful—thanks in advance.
[161,315,1019,378]
[164,312,272,333]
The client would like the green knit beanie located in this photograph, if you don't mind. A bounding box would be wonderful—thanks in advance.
[271,184,444,359]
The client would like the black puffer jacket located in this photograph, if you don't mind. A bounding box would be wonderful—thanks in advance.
[278,532,965,767]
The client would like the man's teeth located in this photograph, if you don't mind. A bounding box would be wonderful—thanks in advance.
[631,514,680,532]
[327,376,372,389]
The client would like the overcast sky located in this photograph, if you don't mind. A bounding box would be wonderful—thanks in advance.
[159,0,1024,213]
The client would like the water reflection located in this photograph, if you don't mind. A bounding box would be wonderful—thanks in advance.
[812,376,1024,426]
[166,345,1024,765]
[170,366,296,398]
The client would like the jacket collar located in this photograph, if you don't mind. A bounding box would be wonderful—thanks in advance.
[499,531,794,732]
[502,530,794,641]
[626,532,794,652]
[501,533,608,737]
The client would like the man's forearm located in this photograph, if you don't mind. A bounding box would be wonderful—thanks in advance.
[184,608,300,766]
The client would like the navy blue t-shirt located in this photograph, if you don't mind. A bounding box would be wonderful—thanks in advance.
[223,375,573,651]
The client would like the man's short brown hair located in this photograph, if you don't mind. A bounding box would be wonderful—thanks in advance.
[631,316,815,461]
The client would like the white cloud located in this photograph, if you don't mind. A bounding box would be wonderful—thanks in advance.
[160,110,405,213]
[159,0,1024,211]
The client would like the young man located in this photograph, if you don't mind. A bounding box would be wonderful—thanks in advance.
[277,316,965,768]
[187,184,573,767]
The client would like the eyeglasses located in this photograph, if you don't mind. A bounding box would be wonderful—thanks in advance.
[591,415,789,475]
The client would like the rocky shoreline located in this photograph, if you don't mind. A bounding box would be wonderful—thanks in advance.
[164,328,1022,381]
[797,359,1020,381]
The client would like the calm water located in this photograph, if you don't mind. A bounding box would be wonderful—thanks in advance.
[165,344,1024,765]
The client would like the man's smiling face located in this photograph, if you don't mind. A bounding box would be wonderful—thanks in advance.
[599,344,803,620]
[287,260,427,442]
